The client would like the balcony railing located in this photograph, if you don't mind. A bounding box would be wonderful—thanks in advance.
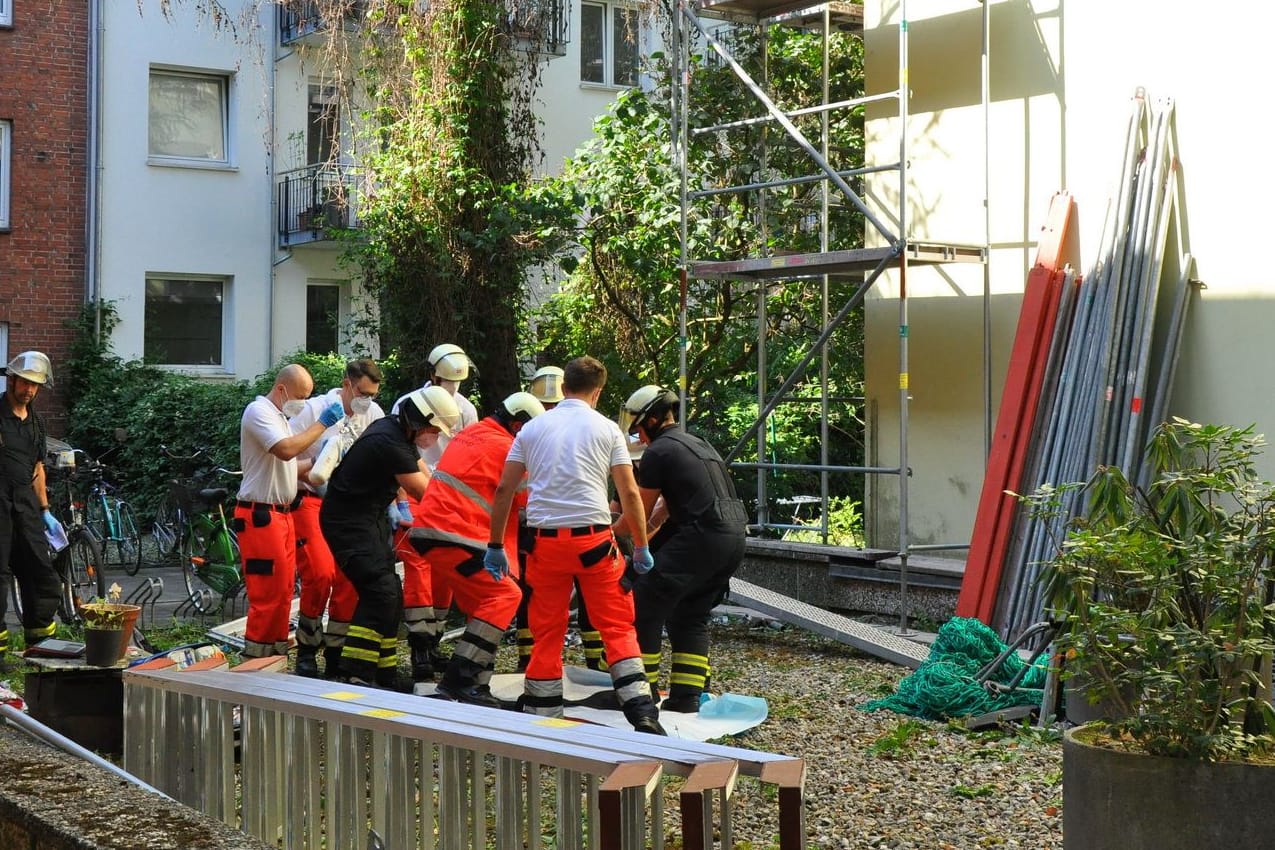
[504,0,570,57]
[278,0,367,45]
[277,164,364,248]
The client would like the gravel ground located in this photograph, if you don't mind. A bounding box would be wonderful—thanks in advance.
[641,616,1065,850]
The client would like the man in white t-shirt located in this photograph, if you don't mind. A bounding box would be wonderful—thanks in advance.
[236,363,343,659]
[288,358,386,678]
[487,356,665,734]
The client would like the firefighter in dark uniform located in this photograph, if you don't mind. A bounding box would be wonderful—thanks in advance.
[0,351,66,663]
[319,386,459,686]
[616,385,749,712]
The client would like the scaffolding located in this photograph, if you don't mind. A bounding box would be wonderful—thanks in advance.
[670,0,988,628]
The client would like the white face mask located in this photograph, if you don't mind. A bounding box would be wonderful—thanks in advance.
[282,399,306,418]
[350,396,373,416]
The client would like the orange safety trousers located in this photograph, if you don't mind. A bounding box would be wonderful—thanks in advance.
[235,505,296,655]
[524,529,639,682]
[429,546,522,631]
[293,495,358,624]
[399,528,455,613]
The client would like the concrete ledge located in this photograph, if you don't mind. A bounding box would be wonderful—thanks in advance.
[0,724,269,850]
[740,538,963,624]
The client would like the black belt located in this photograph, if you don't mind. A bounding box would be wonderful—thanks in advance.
[531,523,611,538]
[236,498,301,514]
[299,490,322,500]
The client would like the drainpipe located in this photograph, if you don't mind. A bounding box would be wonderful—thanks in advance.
[87,0,103,342]
[266,4,278,368]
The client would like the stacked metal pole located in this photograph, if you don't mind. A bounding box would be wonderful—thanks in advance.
[993,91,1195,638]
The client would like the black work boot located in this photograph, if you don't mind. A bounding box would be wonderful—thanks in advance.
[409,636,436,682]
[623,697,667,735]
[294,648,320,679]
[322,648,344,680]
[434,657,502,708]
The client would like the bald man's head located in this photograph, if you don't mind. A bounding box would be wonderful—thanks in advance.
[277,363,315,398]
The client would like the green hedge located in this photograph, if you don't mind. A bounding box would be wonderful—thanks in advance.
[63,311,415,525]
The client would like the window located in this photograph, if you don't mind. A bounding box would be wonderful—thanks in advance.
[0,0,10,27]
[148,69,230,164]
[306,284,340,354]
[580,2,639,87]
[144,276,227,367]
[0,120,10,229]
[307,84,340,167]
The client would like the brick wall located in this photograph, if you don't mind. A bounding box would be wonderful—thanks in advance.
[0,3,90,436]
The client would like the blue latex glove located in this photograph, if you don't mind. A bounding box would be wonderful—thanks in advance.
[483,546,509,581]
[386,503,408,528]
[632,545,654,575]
[42,510,60,534]
[318,401,344,428]
[395,499,413,527]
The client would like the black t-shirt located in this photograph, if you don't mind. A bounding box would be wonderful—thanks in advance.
[322,416,418,528]
[0,395,45,496]
[636,425,737,529]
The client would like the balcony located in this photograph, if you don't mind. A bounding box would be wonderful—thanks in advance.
[277,165,363,248]
[278,0,367,46]
[503,0,570,57]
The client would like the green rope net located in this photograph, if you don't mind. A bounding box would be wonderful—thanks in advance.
[860,617,1050,719]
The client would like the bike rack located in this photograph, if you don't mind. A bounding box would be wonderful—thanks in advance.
[174,590,216,620]
[124,577,163,628]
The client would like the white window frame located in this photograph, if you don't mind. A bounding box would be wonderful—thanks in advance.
[143,274,232,372]
[580,1,641,89]
[0,0,11,28]
[0,120,10,229]
[147,67,233,168]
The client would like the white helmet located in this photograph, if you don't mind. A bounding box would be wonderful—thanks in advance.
[427,343,472,382]
[6,351,52,386]
[528,365,564,405]
[500,391,546,424]
[400,385,462,437]
[619,385,678,435]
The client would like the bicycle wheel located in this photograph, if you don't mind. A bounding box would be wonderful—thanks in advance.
[152,492,183,560]
[57,528,106,623]
[116,500,143,575]
[184,515,241,613]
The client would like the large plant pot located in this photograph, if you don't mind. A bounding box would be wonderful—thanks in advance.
[1063,725,1275,848]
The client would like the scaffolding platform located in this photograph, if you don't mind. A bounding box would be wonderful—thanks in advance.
[696,0,863,28]
[727,577,930,668]
[690,242,986,281]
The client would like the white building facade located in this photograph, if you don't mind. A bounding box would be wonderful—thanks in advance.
[94,0,655,381]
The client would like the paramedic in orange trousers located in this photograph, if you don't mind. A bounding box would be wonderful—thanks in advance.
[486,356,665,734]
[403,391,546,704]
[235,364,344,659]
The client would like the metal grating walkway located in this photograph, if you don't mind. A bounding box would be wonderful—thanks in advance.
[728,578,930,669]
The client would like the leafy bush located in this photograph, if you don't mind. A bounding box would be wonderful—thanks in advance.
[1036,419,1275,761]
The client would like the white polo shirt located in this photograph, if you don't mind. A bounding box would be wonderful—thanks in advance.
[292,387,386,495]
[238,395,298,504]
[508,397,630,528]
[390,386,479,471]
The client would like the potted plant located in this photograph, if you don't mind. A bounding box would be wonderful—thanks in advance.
[80,583,140,666]
[1032,419,1275,848]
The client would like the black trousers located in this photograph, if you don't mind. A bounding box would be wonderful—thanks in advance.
[633,527,743,686]
[0,494,62,638]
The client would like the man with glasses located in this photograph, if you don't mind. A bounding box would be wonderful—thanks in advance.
[289,358,386,678]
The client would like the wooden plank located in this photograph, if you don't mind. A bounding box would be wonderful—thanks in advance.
[957,192,1076,622]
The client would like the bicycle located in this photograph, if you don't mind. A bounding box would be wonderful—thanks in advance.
[154,446,243,614]
[78,451,143,575]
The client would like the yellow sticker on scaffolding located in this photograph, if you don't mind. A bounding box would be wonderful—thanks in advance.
[361,708,407,719]
[534,718,582,728]
[899,373,909,390]
[321,691,367,701]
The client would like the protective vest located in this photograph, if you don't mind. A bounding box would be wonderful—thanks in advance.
[411,417,524,553]
[659,429,749,528]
